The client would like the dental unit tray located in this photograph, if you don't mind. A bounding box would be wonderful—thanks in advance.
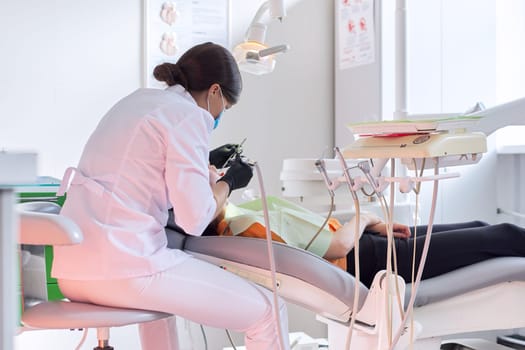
[342,131,487,167]
[347,116,483,136]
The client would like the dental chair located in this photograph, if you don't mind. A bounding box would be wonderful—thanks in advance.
[166,225,525,350]
[20,202,525,349]
[18,201,172,350]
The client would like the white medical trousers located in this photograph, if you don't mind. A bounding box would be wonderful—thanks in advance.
[58,256,289,350]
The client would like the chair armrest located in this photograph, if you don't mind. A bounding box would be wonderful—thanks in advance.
[17,201,61,214]
[17,203,83,246]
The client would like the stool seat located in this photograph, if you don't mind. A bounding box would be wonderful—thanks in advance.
[22,301,171,329]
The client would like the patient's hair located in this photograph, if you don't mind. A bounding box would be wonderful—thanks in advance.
[153,42,242,104]
[201,206,227,236]
[202,216,221,236]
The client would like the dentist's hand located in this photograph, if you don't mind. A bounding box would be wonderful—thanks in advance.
[209,143,239,168]
[218,157,253,195]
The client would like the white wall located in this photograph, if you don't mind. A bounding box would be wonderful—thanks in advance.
[2,0,334,349]
[0,0,333,199]
[0,0,143,177]
[407,0,498,115]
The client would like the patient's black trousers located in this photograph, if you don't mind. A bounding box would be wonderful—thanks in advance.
[346,221,525,288]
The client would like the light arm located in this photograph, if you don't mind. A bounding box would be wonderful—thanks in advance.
[470,96,525,136]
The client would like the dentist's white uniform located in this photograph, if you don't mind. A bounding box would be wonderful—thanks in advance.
[53,85,289,350]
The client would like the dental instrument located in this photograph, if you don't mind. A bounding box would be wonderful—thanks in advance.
[253,161,288,350]
[220,141,289,350]
[219,138,247,169]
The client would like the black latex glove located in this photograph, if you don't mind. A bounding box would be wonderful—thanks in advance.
[209,143,239,168]
[218,156,253,195]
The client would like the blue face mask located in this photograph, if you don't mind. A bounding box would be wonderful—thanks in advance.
[207,87,226,130]
[213,112,223,129]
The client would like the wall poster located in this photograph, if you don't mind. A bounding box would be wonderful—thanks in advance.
[337,0,375,70]
[143,0,231,88]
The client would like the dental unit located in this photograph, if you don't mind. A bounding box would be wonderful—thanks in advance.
[17,99,525,350]
[178,106,525,349]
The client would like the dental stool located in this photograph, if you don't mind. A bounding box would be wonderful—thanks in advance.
[18,201,172,350]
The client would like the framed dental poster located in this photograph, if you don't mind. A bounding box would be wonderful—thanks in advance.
[142,0,231,88]
[336,0,375,70]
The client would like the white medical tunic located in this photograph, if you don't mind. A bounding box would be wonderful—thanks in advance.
[52,85,217,280]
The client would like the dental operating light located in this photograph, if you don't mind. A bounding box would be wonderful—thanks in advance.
[233,0,290,75]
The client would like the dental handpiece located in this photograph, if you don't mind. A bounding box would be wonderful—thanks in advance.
[315,159,335,197]
[334,147,359,201]
[220,138,247,169]
[358,160,380,190]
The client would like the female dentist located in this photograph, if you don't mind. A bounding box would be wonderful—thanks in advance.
[53,42,289,350]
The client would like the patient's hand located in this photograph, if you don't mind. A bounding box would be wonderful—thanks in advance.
[209,165,222,185]
[367,222,411,239]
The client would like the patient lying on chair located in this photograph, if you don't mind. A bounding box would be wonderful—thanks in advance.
[202,196,525,287]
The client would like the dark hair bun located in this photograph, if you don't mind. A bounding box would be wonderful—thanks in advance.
[153,63,188,88]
